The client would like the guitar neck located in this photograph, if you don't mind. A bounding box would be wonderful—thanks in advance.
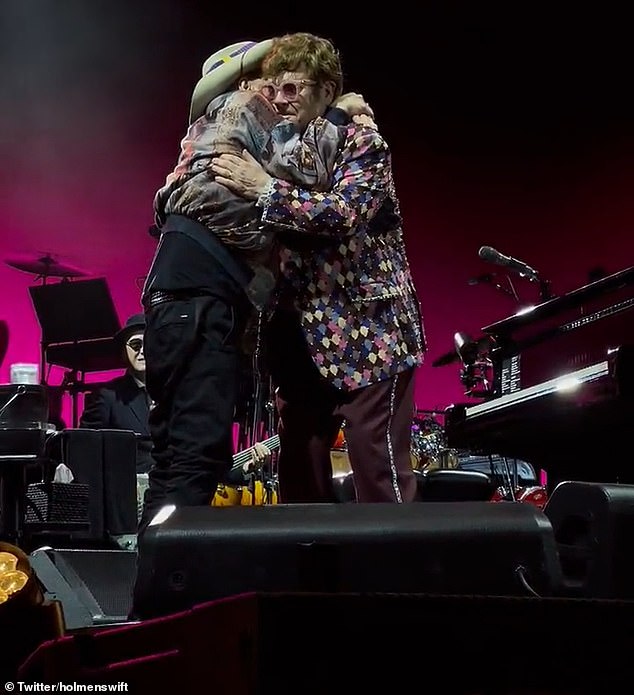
[231,434,280,471]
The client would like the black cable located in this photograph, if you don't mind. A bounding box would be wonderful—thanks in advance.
[515,565,540,597]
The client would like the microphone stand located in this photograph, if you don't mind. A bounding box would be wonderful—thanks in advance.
[511,269,553,304]
[525,271,553,302]
[476,275,518,301]
[491,276,517,300]
[505,276,519,302]
[0,385,27,419]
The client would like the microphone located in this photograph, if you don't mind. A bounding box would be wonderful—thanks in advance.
[467,272,496,286]
[478,246,540,282]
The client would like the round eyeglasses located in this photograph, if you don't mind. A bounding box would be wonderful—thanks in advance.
[259,78,316,103]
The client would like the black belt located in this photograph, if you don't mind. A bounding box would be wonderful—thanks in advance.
[143,289,210,310]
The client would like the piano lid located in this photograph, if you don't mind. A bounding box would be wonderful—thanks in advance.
[482,266,634,337]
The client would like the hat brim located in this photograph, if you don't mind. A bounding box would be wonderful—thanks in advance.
[189,39,273,125]
[114,323,145,345]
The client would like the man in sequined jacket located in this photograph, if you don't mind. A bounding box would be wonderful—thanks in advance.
[211,32,426,504]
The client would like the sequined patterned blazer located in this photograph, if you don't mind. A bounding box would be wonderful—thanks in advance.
[259,123,426,391]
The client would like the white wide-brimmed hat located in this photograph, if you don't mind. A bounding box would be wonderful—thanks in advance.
[189,39,273,124]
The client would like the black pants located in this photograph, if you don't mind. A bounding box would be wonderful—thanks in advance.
[138,293,249,534]
[265,310,418,504]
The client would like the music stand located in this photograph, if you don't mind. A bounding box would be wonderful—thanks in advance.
[29,278,124,426]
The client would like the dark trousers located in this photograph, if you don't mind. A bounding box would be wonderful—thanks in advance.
[265,310,418,503]
[138,293,249,534]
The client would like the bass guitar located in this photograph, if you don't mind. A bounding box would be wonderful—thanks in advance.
[212,433,281,507]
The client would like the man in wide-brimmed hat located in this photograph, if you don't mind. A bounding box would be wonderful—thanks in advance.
[150,37,346,306]
[114,313,146,374]
[137,37,373,536]
[80,313,152,474]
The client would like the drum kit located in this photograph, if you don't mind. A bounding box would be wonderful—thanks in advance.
[330,409,459,480]
[410,411,458,471]
[430,327,549,508]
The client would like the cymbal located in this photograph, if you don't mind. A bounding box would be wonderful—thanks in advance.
[431,350,461,368]
[5,253,87,278]
[0,320,7,368]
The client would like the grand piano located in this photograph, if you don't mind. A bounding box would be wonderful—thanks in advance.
[445,266,634,489]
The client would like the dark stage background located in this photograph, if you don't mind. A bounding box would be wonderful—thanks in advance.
[0,1,632,419]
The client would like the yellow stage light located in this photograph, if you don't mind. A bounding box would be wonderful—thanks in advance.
[0,542,65,680]
[0,544,35,606]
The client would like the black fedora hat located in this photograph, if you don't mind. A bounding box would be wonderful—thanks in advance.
[114,313,146,347]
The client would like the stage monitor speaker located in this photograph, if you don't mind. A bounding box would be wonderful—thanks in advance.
[29,548,137,629]
[133,501,563,619]
[544,480,634,599]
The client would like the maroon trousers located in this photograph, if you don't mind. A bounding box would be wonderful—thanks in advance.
[265,310,418,503]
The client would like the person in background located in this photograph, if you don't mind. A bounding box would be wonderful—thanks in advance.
[211,32,426,504]
[80,313,152,473]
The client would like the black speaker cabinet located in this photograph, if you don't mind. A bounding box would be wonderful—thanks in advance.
[544,480,634,599]
[29,548,137,629]
[57,428,137,540]
[133,501,563,619]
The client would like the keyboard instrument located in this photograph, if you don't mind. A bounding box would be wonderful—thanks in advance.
[0,384,54,459]
[445,266,634,484]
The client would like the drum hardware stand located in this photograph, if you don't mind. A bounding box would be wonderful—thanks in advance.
[59,369,84,429]
[488,454,518,502]
[263,392,279,498]
[241,311,279,503]
[502,457,518,502]
[459,358,493,399]
[249,311,266,446]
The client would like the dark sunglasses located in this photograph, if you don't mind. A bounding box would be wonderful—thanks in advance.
[126,338,144,353]
[259,78,316,103]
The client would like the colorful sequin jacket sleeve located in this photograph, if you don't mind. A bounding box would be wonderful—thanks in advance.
[258,124,390,237]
